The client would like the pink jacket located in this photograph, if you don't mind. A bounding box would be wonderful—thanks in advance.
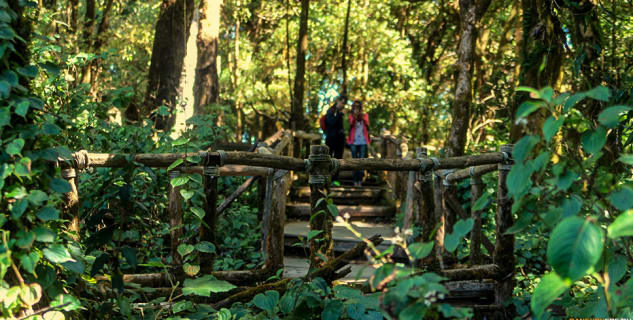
[347,113,370,145]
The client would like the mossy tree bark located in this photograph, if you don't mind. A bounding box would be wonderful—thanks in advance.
[144,0,195,130]
[445,0,492,157]
[193,0,222,115]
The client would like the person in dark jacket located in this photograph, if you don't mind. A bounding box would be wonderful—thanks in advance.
[325,95,347,159]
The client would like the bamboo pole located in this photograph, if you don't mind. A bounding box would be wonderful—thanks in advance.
[308,145,333,270]
[168,170,184,267]
[200,167,218,273]
[493,144,515,314]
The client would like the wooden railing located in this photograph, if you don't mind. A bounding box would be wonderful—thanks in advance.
[59,131,515,311]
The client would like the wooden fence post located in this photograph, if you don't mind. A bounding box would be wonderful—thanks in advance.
[470,168,484,265]
[402,157,417,232]
[169,170,184,267]
[433,170,447,270]
[415,148,435,244]
[61,168,80,240]
[308,145,333,270]
[200,165,219,273]
[493,144,515,316]
[262,170,289,271]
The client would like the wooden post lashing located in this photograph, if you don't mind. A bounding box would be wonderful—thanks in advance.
[493,144,515,315]
[469,168,484,265]
[62,168,80,240]
[168,170,184,267]
[415,148,435,244]
[200,165,219,272]
[308,145,333,270]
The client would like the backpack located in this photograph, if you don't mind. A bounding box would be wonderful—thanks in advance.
[319,115,327,132]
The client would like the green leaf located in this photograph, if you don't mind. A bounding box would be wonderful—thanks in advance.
[33,227,56,242]
[27,190,48,205]
[5,138,25,155]
[513,135,539,163]
[585,86,611,102]
[322,299,344,320]
[42,122,62,135]
[515,101,544,123]
[16,230,35,249]
[190,206,205,219]
[167,158,183,171]
[177,244,195,257]
[307,230,323,241]
[547,217,604,281]
[618,154,633,165]
[253,290,280,313]
[14,157,31,176]
[10,199,28,219]
[506,162,533,197]
[608,187,633,211]
[50,178,71,193]
[15,101,29,117]
[61,260,85,274]
[581,127,607,154]
[0,26,15,40]
[182,275,236,296]
[543,116,564,142]
[21,252,39,274]
[170,175,189,187]
[598,105,632,128]
[279,292,297,315]
[121,246,137,268]
[43,244,74,264]
[326,203,339,217]
[563,92,587,112]
[539,87,554,102]
[17,65,38,78]
[561,196,582,218]
[172,138,189,146]
[36,206,59,221]
[345,303,366,320]
[530,273,570,318]
[444,218,474,252]
[515,86,540,97]
[0,80,9,98]
[472,192,491,211]
[399,302,427,320]
[196,241,215,253]
[0,107,10,127]
[408,242,434,259]
[51,294,82,311]
[180,189,195,200]
[504,211,534,235]
[607,210,633,239]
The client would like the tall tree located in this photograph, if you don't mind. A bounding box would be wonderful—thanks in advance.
[445,0,492,157]
[193,0,222,115]
[509,0,565,141]
[340,0,352,95]
[289,0,309,132]
[144,0,195,130]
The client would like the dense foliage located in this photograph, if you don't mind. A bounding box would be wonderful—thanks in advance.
[0,0,632,319]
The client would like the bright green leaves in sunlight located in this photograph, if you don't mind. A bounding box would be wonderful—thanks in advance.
[546,217,603,281]
[531,272,570,318]
[182,275,236,297]
[607,210,633,239]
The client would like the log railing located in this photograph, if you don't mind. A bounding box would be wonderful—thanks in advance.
[60,134,514,311]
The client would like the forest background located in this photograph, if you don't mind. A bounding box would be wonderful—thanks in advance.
[1,0,633,319]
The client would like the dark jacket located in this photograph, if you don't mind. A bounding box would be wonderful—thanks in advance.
[324,106,344,140]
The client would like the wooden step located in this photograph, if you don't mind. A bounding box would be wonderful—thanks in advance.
[286,203,396,219]
[291,186,383,205]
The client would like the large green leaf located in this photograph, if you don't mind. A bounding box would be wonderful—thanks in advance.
[585,86,611,102]
[513,135,539,163]
[598,105,632,128]
[408,242,433,259]
[608,187,633,211]
[170,175,189,188]
[581,127,606,155]
[546,217,604,281]
[182,275,236,297]
[50,178,71,193]
[506,162,533,198]
[36,206,59,221]
[43,244,74,264]
[322,299,344,320]
[543,115,565,142]
[444,218,473,252]
[515,101,544,123]
[607,210,633,239]
[253,290,279,313]
[5,138,25,155]
[530,272,570,318]
[400,302,428,320]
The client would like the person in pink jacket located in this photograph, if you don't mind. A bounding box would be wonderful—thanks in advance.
[347,100,370,186]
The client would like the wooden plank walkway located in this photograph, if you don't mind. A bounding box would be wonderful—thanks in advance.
[283,256,376,281]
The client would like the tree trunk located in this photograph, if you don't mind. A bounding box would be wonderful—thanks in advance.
[445,0,491,157]
[340,0,352,95]
[193,0,222,115]
[144,0,195,130]
[289,0,309,132]
[509,0,564,141]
